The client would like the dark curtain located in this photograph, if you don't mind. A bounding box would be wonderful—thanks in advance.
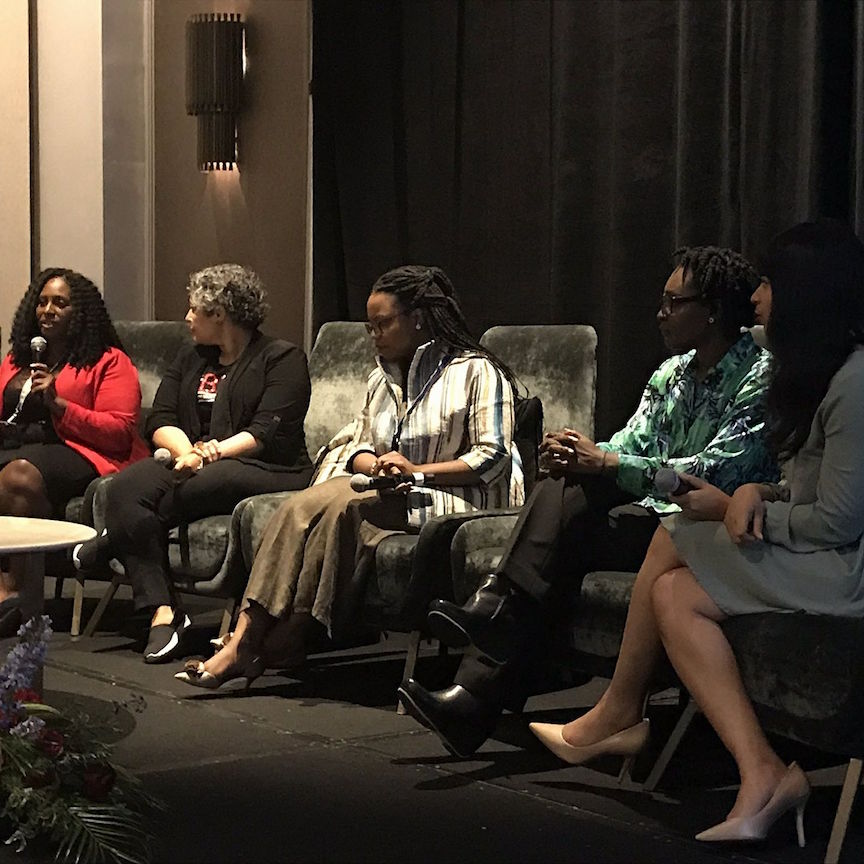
[312,0,863,438]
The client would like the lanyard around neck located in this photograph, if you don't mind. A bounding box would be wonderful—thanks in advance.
[390,354,450,452]
[4,362,62,423]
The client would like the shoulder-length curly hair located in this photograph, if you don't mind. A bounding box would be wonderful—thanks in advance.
[9,268,123,369]
[187,264,269,330]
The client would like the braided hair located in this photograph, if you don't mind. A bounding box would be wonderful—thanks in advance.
[9,268,123,369]
[370,265,519,392]
[673,246,761,338]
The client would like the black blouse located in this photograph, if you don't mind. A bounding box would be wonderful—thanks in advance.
[145,331,313,472]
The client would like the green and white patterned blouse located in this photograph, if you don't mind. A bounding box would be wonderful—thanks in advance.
[599,334,778,513]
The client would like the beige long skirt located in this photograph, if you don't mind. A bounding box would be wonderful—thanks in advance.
[243,476,413,634]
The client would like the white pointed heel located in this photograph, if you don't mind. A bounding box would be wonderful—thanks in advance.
[695,762,810,848]
[529,718,650,767]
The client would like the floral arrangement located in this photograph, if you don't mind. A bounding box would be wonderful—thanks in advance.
[0,616,158,863]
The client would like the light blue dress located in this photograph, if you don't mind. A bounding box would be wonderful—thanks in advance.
[666,347,864,616]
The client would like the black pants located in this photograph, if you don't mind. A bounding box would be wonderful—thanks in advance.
[454,474,660,705]
[0,442,97,514]
[104,458,313,611]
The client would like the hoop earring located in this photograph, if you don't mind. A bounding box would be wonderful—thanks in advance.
[708,316,715,324]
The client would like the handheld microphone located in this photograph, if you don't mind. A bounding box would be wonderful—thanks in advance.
[740,325,768,349]
[654,467,694,498]
[153,447,174,467]
[30,336,47,367]
[349,472,436,492]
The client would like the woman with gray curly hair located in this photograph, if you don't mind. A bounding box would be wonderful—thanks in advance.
[73,264,314,663]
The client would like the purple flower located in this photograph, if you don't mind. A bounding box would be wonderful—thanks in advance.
[0,616,52,729]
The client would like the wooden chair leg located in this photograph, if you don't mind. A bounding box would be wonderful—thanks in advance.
[825,757,863,864]
[397,630,422,714]
[640,697,699,792]
[81,576,121,639]
[71,578,85,638]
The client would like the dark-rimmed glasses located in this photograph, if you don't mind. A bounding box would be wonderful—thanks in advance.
[658,293,705,315]
[365,311,408,335]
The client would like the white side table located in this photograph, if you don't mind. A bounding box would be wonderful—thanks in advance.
[0,515,96,630]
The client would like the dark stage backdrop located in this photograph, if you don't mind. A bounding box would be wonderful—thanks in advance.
[312,0,863,438]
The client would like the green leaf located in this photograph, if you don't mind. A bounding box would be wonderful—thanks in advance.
[52,804,152,864]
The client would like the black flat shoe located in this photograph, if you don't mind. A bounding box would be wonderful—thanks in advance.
[72,528,111,572]
[144,611,191,664]
[397,678,500,758]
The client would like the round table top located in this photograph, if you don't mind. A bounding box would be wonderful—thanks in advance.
[0,516,96,554]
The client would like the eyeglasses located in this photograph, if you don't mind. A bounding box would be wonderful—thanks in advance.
[658,293,705,315]
[364,311,408,336]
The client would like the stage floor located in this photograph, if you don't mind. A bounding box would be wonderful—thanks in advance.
[14,579,863,864]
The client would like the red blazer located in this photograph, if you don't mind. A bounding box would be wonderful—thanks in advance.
[0,347,151,476]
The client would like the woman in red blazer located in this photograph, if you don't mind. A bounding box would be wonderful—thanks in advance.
[0,268,149,634]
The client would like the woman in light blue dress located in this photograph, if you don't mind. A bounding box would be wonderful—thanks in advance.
[531,220,864,848]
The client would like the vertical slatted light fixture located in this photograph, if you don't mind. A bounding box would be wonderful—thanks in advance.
[186,13,245,171]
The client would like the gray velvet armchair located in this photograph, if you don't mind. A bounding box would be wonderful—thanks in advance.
[72,321,376,639]
[234,324,598,689]
[71,323,601,699]
[451,471,864,863]
[568,570,864,864]
[366,325,598,685]
[68,321,191,635]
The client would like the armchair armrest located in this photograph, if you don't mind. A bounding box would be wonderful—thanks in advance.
[449,513,520,603]
[398,507,522,629]
[237,489,306,571]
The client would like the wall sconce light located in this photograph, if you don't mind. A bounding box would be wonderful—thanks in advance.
[185,13,245,171]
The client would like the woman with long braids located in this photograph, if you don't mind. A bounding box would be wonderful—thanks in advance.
[0,268,149,635]
[531,220,864,848]
[176,264,524,689]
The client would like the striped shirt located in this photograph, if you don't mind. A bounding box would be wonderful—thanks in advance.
[315,340,524,526]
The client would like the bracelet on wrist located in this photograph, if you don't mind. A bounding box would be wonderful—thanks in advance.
[598,451,607,475]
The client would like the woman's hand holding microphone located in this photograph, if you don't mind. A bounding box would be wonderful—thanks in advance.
[29,364,67,417]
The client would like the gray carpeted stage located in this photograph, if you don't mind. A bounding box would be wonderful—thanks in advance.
[10,581,863,864]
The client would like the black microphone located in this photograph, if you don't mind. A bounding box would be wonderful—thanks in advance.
[30,336,47,367]
[654,467,695,497]
[349,472,436,492]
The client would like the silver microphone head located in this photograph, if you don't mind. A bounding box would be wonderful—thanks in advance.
[654,467,681,497]
[349,473,374,492]
[153,447,173,466]
[30,336,48,363]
